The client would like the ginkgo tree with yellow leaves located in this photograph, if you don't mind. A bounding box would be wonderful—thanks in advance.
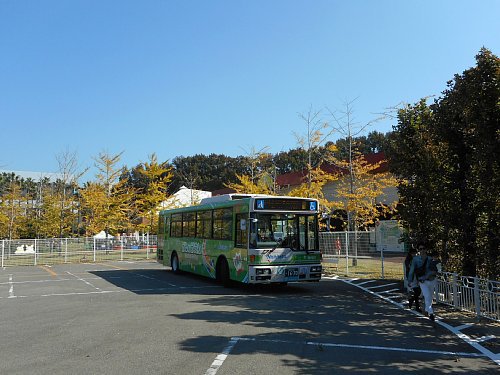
[328,151,397,230]
[225,146,275,195]
[132,153,173,234]
[79,152,133,236]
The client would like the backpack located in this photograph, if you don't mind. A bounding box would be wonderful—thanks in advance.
[429,258,441,273]
[414,257,428,278]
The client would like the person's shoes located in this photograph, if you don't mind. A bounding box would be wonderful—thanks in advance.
[429,314,435,322]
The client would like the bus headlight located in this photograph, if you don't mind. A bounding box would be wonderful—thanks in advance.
[310,266,322,273]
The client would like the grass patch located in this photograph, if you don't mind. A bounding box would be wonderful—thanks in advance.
[323,256,404,280]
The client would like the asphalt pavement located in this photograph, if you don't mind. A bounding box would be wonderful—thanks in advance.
[0,261,498,374]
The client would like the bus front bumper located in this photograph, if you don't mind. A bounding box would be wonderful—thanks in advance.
[248,264,322,283]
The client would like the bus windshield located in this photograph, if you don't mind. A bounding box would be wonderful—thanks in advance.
[249,213,318,251]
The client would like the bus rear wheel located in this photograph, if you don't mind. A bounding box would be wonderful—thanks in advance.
[216,257,231,287]
[171,252,180,274]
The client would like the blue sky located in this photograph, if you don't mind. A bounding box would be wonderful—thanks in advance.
[1,0,499,180]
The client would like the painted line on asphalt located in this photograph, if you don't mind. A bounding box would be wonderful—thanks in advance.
[335,277,500,367]
[236,337,485,357]
[355,280,378,286]
[8,274,15,298]
[205,335,487,374]
[366,282,398,289]
[97,263,127,270]
[455,323,473,331]
[205,337,239,375]
[66,271,101,291]
[0,284,224,300]
[39,265,57,277]
[0,277,101,285]
[378,288,400,294]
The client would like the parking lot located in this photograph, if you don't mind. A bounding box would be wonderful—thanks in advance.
[1,261,498,374]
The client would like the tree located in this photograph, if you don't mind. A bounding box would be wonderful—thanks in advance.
[295,106,335,189]
[171,154,248,192]
[387,48,500,279]
[0,176,24,239]
[55,149,88,237]
[329,151,397,230]
[326,99,386,230]
[431,48,500,278]
[272,148,308,174]
[287,167,336,212]
[280,107,340,215]
[79,151,133,236]
[134,153,173,234]
[225,146,277,195]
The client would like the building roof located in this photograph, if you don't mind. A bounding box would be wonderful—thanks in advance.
[160,186,212,209]
[212,187,237,196]
[276,152,389,187]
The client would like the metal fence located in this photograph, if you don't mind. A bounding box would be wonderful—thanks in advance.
[319,231,405,279]
[435,272,500,321]
[1,235,157,267]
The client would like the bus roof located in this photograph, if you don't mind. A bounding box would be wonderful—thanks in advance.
[159,194,319,215]
[199,193,272,205]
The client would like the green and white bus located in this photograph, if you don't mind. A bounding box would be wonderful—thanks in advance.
[157,194,322,285]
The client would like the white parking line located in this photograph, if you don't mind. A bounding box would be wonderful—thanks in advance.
[355,280,378,286]
[378,288,400,294]
[66,271,101,291]
[455,323,473,331]
[366,283,398,289]
[8,274,15,298]
[205,335,486,373]
[205,337,239,375]
[0,284,224,300]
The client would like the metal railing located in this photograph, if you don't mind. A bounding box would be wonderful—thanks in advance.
[435,272,500,321]
[1,235,157,267]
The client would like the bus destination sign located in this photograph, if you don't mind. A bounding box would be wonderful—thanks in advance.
[254,198,317,211]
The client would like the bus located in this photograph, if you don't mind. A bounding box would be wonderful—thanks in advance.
[157,194,322,285]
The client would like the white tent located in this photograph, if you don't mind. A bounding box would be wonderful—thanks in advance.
[93,230,114,239]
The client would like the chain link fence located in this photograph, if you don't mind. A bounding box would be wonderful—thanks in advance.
[319,231,405,279]
[1,235,157,267]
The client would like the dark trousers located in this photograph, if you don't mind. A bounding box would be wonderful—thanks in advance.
[409,286,421,310]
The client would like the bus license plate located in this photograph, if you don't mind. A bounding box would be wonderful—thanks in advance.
[284,268,299,279]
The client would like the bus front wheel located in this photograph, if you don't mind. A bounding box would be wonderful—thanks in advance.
[171,252,180,274]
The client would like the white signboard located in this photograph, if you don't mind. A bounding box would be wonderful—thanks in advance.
[375,220,404,253]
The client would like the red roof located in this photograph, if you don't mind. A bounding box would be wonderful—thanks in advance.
[276,152,388,187]
[212,187,237,196]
